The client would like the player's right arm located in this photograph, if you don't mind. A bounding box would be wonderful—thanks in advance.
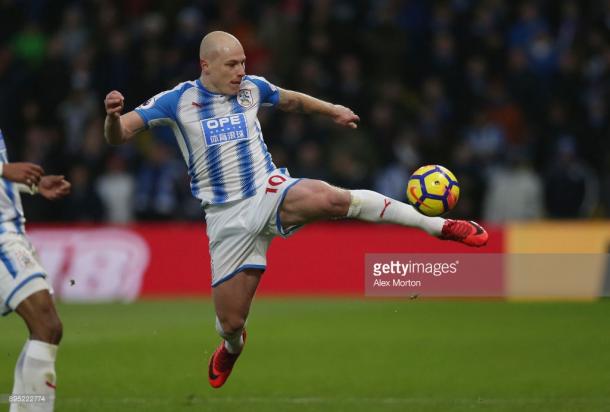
[0,163,44,185]
[104,90,145,145]
[0,163,71,199]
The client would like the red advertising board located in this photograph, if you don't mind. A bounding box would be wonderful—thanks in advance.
[28,223,504,300]
[260,222,504,295]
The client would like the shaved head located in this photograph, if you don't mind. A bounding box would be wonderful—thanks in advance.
[198,31,247,95]
[199,31,244,61]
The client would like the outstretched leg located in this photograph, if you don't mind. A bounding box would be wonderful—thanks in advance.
[280,180,488,246]
[208,268,262,388]
[12,289,62,412]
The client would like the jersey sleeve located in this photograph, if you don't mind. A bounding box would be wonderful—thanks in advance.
[134,89,180,127]
[246,75,280,107]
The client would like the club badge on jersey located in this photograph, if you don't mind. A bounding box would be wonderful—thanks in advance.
[237,89,254,108]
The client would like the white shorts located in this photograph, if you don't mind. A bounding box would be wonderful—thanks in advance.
[0,233,50,316]
[205,169,302,287]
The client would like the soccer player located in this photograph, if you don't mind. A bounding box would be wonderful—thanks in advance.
[0,130,71,411]
[103,31,488,388]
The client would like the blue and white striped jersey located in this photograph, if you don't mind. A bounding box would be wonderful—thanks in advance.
[135,75,279,206]
[0,130,25,234]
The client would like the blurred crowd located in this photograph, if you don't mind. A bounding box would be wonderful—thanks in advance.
[0,0,609,223]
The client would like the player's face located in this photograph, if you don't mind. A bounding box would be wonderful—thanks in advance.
[207,48,246,96]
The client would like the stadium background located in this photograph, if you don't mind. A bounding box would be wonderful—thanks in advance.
[1,1,610,411]
[0,0,608,222]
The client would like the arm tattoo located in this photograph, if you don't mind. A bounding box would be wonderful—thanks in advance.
[282,97,305,113]
[279,91,306,113]
[292,99,305,113]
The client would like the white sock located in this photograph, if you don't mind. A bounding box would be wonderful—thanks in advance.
[10,340,58,412]
[347,189,445,236]
[215,317,244,354]
[10,341,29,411]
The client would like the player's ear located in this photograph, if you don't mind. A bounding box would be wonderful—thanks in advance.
[200,59,209,74]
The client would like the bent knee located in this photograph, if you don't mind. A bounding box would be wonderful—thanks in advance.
[47,317,63,344]
[218,317,246,337]
[320,187,350,217]
[31,306,63,344]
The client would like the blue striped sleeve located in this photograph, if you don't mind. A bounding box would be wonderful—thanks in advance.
[134,89,181,127]
[246,75,280,106]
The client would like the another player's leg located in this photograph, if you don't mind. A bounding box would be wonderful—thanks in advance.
[279,180,488,246]
[208,268,262,388]
[12,290,62,412]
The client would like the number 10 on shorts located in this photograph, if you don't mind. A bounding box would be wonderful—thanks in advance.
[265,174,286,194]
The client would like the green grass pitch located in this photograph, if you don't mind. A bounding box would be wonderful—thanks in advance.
[1,299,610,411]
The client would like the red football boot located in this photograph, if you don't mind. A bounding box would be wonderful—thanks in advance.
[440,220,488,247]
[208,330,247,388]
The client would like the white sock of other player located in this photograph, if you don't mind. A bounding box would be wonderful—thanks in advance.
[10,340,58,412]
[10,340,28,409]
[347,189,444,236]
[215,317,244,354]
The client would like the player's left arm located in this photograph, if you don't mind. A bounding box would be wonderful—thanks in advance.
[37,175,71,200]
[277,89,360,129]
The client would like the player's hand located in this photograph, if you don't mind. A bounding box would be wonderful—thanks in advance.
[105,90,125,118]
[38,175,71,200]
[331,105,360,129]
[2,162,44,185]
